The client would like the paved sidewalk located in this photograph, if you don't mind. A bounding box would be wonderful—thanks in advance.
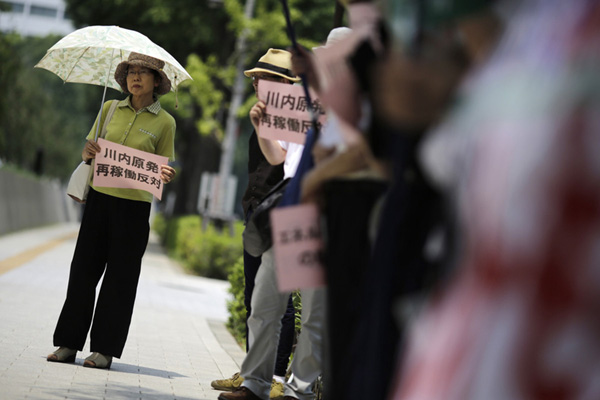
[0,222,245,400]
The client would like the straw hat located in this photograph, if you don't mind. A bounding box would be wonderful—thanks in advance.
[244,48,300,82]
[114,52,172,95]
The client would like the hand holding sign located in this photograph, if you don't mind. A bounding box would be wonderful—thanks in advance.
[160,164,176,185]
[82,139,101,163]
[93,138,169,200]
[250,100,267,132]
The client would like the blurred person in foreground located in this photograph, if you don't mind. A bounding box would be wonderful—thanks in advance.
[389,0,600,398]
[47,52,177,369]
[211,48,298,399]
[292,11,393,398]
[338,3,477,399]
[291,0,472,397]
[218,48,325,400]
[352,1,504,398]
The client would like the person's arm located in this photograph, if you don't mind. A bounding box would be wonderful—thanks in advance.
[312,143,336,165]
[301,140,367,202]
[82,140,101,163]
[290,46,321,93]
[250,100,287,165]
[160,164,176,184]
[257,137,286,166]
[301,134,390,203]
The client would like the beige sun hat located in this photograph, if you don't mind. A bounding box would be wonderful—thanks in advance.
[244,48,300,82]
[114,52,172,95]
[312,27,352,51]
[325,27,352,47]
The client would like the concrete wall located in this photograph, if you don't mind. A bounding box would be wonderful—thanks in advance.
[0,169,80,236]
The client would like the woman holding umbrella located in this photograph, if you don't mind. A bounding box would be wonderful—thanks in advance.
[47,52,177,369]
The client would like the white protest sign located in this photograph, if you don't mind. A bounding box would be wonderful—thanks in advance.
[271,203,327,292]
[257,80,327,145]
[93,138,168,200]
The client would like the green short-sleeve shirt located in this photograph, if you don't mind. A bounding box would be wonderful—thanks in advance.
[86,96,176,203]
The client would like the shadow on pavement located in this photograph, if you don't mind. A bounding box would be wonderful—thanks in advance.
[114,363,188,378]
[40,357,187,379]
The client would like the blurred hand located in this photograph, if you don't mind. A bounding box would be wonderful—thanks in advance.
[312,143,336,165]
[290,46,320,92]
[160,165,176,184]
[82,140,101,163]
[301,138,371,204]
[372,39,467,130]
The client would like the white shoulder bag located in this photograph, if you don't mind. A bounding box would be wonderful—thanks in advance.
[66,100,119,203]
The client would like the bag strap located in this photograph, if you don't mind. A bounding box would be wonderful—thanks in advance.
[95,100,119,141]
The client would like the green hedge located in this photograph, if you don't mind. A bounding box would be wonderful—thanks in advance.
[226,257,247,347]
[153,214,244,280]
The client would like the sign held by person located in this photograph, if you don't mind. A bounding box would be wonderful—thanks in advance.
[93,138,168,200]
[271,203,326,292]
[257,80,326,145]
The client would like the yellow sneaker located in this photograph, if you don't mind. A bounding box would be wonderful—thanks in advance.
[211,372,244,391]
[270,380,285,399]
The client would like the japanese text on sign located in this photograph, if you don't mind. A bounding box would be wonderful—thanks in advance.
[271,203,326,292]
[93,138,168,200]
[257,80,327,145]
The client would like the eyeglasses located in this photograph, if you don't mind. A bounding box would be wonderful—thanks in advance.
[127,68,152,77]
[252,74,288,84]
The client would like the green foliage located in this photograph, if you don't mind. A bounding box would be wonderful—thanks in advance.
[245,0,334,57]
[186,54,235,139]
[223,0,246,34]
[292,290,303,334]
[0,33,19,157]
[152,211,168,239]
[153,213,244,280]
[0,0,341,214]
[238,94,257,120]
[225,256,247,348]
[65,0,234,66]
[0,32,115,180]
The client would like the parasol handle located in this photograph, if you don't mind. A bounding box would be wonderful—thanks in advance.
[94,48,117,142]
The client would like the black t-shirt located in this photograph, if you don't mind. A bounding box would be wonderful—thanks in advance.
[241,130,284,219]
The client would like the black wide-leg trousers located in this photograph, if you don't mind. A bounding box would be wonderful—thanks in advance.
[53,188,150,358]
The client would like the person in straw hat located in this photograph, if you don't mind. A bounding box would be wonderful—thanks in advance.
[212,48,301,400]
[47,52,177,369]
[218,48,326,400]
